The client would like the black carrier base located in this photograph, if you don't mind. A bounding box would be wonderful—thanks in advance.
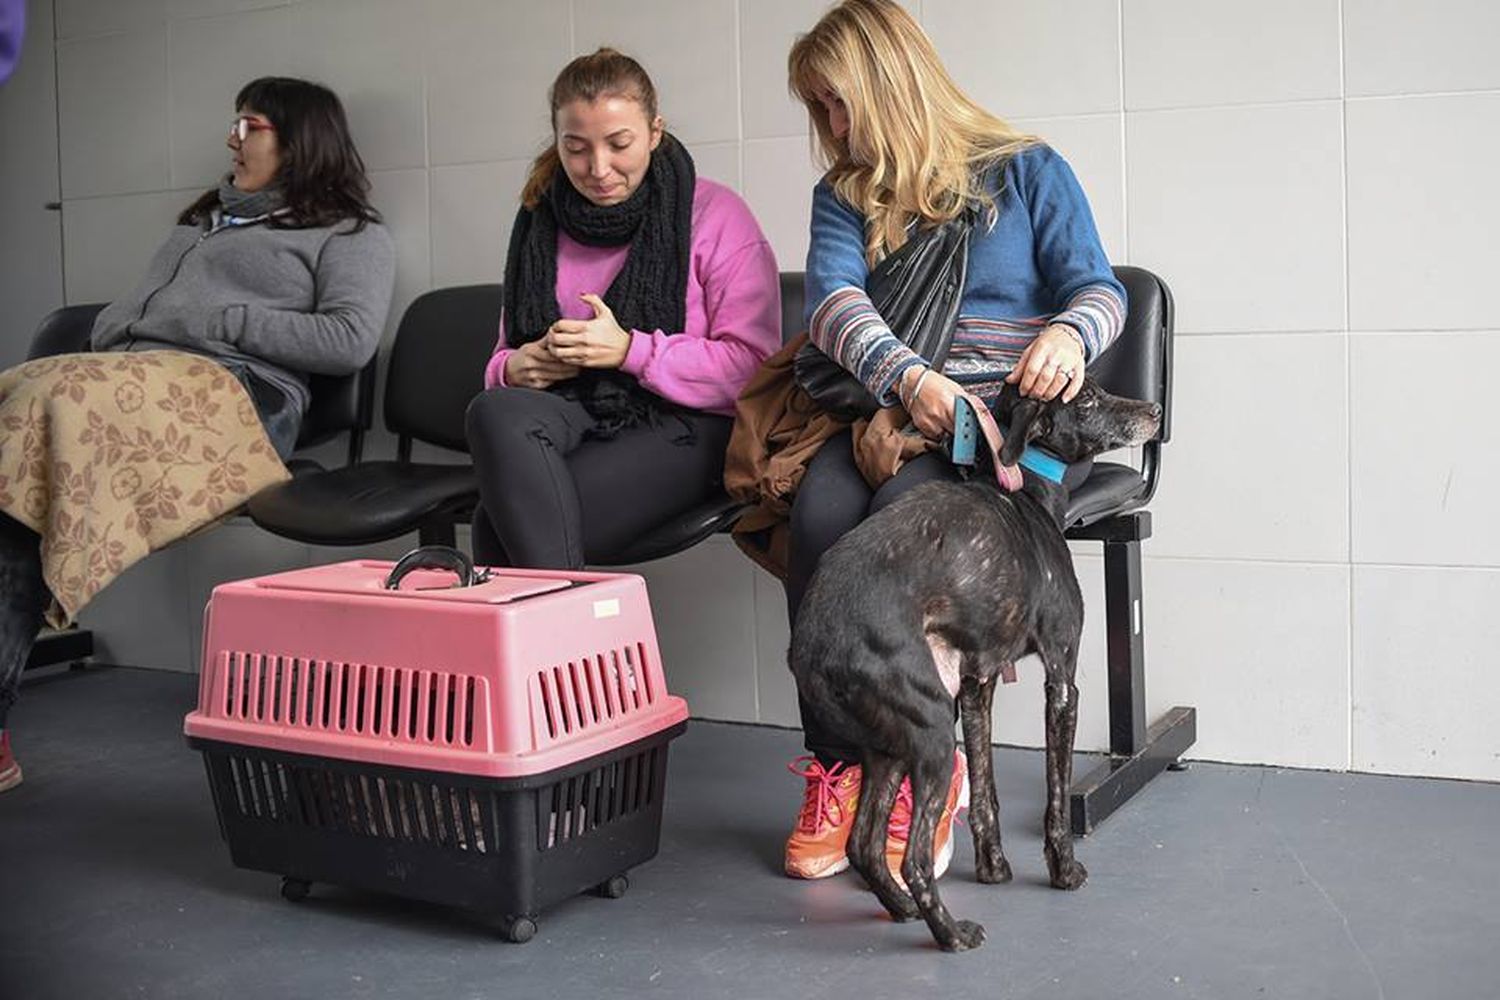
[189,723,685,942]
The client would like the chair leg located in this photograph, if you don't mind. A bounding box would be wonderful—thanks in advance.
[1068,534,1196,836]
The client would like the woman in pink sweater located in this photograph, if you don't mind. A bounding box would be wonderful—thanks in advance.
[466,48,780,568]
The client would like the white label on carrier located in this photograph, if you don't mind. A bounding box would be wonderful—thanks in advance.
[593,598,621,619]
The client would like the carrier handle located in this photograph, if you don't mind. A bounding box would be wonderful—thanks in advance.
[384,545,488,590]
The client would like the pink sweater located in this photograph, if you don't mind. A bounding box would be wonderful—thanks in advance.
[484,178,781,416]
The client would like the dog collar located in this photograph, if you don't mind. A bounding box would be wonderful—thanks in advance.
[1018,444,1066,484]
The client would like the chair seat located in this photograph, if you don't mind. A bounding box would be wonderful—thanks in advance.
[1064,461,1148,529]
[594,493,749,566]
[247,462,478,546]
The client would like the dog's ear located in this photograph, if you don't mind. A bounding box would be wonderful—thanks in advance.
[999,398,1046,466]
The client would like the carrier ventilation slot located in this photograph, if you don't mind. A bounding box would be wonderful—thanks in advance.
[537,746,659,850]
[218,753,495,854]
[533,643,654,743]
[218,653,482,748]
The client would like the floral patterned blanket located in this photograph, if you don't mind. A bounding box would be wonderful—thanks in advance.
[0,351,289,626]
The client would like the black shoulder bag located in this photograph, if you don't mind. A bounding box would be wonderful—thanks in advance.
[793,208,975,420]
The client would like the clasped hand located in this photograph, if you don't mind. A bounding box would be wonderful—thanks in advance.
[503,292,631,389]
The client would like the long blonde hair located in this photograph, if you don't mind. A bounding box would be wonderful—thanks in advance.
[789,0,1039,264]
[520,48,660,209]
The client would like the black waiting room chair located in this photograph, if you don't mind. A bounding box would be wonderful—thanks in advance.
[771,267,1194,835]
[1061,265,1195,835]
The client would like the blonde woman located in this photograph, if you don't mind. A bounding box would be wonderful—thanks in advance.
[781,0,1127,880]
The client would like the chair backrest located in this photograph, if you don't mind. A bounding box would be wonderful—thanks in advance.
[384,284,503,456]
[780,272,807,345]
[27,303,106,359]
[1096,265,1174,446]
[27,301,374,462]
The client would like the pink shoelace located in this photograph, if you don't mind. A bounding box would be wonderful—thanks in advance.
[787,756,857,835]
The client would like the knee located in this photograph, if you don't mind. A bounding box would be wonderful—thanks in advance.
[465,388,548,456]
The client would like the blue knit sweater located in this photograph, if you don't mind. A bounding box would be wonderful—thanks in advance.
[805,144,1125,405]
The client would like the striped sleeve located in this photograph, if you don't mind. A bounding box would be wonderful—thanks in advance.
[1049,281,1126,362]
[808,286,926,406]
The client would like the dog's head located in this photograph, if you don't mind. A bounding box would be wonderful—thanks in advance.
[994,376,1162,467]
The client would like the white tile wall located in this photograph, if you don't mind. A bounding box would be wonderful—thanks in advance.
[752,563,799,729]
[1346,93,1500,332]
[1123,0,1342,110]
[426,0,568,167]
[620,535,760,722]
[1144,558,1351,770]
[0,0,63,364]
[1352,566,1500,781]
[366,168,431,342]
[573,0,740,146]
[1151,334,1349,563]
[429,159,529,288]
[924,0,1121,119]
[1351,332,1500,567]
[685,140,741,193]
[742,136,821,272]
[739,0,824,140]
[5,0,1497,779]
[60,190,193,304]
[1343,0,1500,98]
[167,5,304,189]
[56,27,170,198]
[1126,102,1345,334]
[296,0,427,173]
[56,0,170,41]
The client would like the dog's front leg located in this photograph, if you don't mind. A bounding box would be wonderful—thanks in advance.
[848,752,919,921]
[1042,649,1088,891]
[959,671,1012,884]
[904,750,986,952]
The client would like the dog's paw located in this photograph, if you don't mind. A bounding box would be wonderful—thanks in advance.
[975,851,1013,884]
[939,919,987,953]
[1049,859,1088,891]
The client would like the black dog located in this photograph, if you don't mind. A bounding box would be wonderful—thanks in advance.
[789,377,1162,951]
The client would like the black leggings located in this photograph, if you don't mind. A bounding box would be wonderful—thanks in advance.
[464,387,733,569]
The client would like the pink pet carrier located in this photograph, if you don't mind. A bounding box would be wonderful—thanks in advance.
[183,546,689,942]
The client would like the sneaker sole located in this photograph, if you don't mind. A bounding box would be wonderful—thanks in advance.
[0,764,21,794]
[786,855,851,880]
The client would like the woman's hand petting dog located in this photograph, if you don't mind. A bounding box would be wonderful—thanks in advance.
[504,340,580,389]
[900,364,965,440]
[1006,324,1086,403]
[547,292,632,369]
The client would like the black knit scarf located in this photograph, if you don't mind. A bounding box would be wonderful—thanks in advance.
[502,133,695,437]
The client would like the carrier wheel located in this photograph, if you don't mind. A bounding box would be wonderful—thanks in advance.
[595,874,630,899]
[1167,760,1191,772]
[280,877,312,903]
[501,916,538,944]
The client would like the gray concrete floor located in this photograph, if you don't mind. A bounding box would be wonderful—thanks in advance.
[2,665,1498,1000]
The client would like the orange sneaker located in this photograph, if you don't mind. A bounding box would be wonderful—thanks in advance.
[885,750,968,882]
[0,731,21,794]
[784,756,862,879]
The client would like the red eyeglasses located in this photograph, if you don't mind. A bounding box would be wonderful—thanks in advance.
[229,116,275,142]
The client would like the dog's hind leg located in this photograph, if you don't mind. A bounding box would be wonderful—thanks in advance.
[1041,644,1088,891]
[959,669,1012,884]
[903,747,986,952]
[848,752,919,921]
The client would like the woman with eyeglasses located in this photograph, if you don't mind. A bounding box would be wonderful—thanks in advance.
[464,49,780,570]
[0,76,394,794]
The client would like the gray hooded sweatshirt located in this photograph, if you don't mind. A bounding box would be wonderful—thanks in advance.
[90,190,395,417]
